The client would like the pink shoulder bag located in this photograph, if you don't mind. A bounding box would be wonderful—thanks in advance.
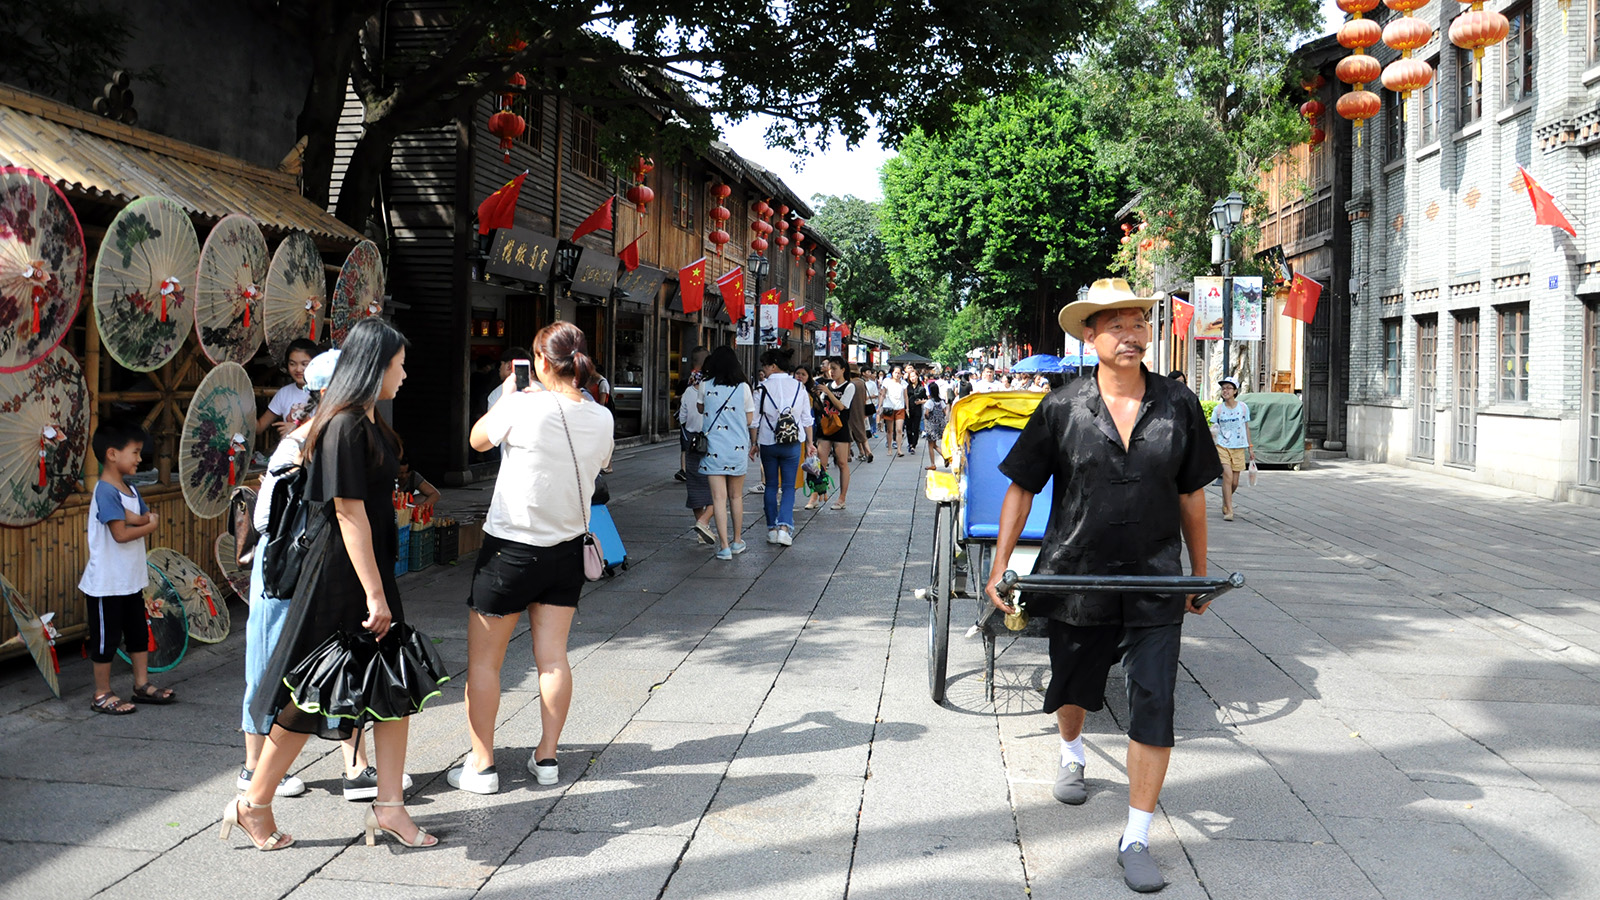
[556,401,606,580]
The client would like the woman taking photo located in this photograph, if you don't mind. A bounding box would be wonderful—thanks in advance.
[697,346,755,559]
[451,323,614,794]
[811,356,855,511]
[231,318,444,852]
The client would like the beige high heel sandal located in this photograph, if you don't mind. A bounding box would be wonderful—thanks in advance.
[219,796,293,851]
[364,800,439,848]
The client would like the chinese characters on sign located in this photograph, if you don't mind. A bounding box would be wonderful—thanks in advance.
[570,247,620,297]
[485,228,558,283]
[1193,276,1224,340]
[1230,276,1263,341]
[615,266,666,306]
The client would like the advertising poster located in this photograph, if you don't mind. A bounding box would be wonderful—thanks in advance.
[1193,276,1225,340]
[828,330,843,356]
[813,331,827,356]
[1230,276,1263,341]
[759,302,779,346]
[735,305,757,346]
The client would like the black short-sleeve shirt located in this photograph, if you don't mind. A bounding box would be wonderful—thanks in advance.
[997,367,1221,626]
[309,410,402,613]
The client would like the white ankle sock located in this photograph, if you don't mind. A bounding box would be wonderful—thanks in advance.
[1060,736,1086,768]
[1121,807,1154,851]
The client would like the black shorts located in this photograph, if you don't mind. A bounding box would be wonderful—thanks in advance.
[468,533,585,617]
[1042,620,1182,748]
[85,591,146,663]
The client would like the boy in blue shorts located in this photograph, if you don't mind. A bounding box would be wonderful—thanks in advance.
[80,420,172,714]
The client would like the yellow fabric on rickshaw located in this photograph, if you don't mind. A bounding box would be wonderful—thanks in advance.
[940,391,1046,474]
[924,469,959,502]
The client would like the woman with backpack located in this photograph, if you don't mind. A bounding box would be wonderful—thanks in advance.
[754,348,814,546]
[697,346,756,559]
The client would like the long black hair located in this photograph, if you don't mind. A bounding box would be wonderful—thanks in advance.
[304,318,408,462]
[702,345,746,387]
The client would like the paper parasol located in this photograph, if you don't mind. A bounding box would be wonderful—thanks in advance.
[0,346,89,526]
[328,239,384,346]
[119,562,188,672]
[0,167,85,373]
[2,571,61,698]
[93,197,200,372]
[148,546,229,643]
[264,232,325,363]
[178,361,255,519]
[195,214,267,366]
[214,532,252,603]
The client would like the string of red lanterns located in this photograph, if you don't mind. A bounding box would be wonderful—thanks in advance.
[625,157,654,220]
[1335,0,1382,144]
[487,70,527,163]
[1449,0,1509,82]
[751,197,773,255]
[1381,0,1434,114]
[708,183,732,249]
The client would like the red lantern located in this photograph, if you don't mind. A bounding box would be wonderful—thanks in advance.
[1383,15,1433,50]
[1336,0,1379,12]
[1338,19,1382,49]
[1382,57,1434,102]
[1336,54,1382,86]
[487,110,525,163]
[1450,9,1510,80]
[753,199,772,218]
[752,237,769,254]
[1383,0,1430,11]
[500,72,527,110]
[1301,74,1328,92]
[1337,90,1382,138]
[1300,99,1325,121]
[626,182,654,218]
[1309,126,1327,146]
[713,183,732,200]
[827,281,837,291]
[807,268,816,278]
[710,229,731,247]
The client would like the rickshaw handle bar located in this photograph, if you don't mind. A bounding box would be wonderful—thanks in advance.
[998,571,1245,609]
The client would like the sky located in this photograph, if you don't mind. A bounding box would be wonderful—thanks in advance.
[716,5,1345,207]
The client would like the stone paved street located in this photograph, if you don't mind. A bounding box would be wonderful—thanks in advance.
[2,443,1599,900]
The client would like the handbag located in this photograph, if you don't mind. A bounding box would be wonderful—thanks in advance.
[685,386,737,455]
[556,402,606,581]
[1247,457,1259,487]
[228,486,261,566]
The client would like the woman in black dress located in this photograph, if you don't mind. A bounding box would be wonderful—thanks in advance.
[226,318,442,851]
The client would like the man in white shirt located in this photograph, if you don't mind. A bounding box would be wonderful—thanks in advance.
[754,348,815,545]
[972,364,1000,393]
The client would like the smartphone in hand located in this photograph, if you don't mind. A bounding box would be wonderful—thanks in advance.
[513,359,531,392]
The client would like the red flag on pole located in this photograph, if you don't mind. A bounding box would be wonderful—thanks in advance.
[570,197,615,242]
[717,268,745,321]
[1171,297,1195,336]
[679,257,707,313]
[799,308,816,324]
[619,233,645,271]
[1518,166,1577,236]
[1283,274,1323,324]
[476,172,527,235]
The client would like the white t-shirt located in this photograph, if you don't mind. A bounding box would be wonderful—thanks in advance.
[861,378,878,406]
[268,383,313,426]
[479,391,615,546]
[79,480,148,596]
[254,432,306,535]
[754,373,815,445]
[678,382,704,432]
[972,378,1000,393]
[880,378,908,410]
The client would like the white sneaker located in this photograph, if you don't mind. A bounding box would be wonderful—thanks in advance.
[528,755,559,785]
[237,767,307,798]
[767,529,779,544]
[447,762,500,795]
[748,483,766,494]
[775,528,793,547]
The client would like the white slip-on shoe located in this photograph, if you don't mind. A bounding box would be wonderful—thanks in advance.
[446,762,500,795]
[528,755,559,785]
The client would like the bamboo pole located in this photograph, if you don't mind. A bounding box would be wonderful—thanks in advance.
[84,298,100,493]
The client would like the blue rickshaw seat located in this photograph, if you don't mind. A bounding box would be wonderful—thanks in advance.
[961,426,1052,542]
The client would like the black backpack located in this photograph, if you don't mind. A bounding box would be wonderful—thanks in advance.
[260,462,331,598]
[762,384,803,444]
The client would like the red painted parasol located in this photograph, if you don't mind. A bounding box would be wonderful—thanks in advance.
[328,240,384,346]
[0,167,85,373]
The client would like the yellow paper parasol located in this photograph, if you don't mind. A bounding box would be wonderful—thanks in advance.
[0,167,85,373]
[119,562,187,672]
[328,239,383,346]
[2,571,61,698]
[93,197,199,372]
[178,362,255,519]
[195,214,266,365]
[214,532,252,603]
[0,346,89,526]
[148,547,229,644]
[264,232,325,363]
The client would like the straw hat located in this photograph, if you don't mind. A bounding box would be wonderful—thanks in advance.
[1058,278,1158,339]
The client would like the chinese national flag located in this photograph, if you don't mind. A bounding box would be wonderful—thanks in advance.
[716,268,745,321]
[1518,166,1577,236]
[619,233,645,272]
[800,308,816,324]
[679,257,707,313]
[570,197,615,242]
[476,172,526,235]
[1283,273,1323,324]
[1171,297,1195,336]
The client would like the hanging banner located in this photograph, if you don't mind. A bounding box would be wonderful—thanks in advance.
[1230,276,1263,341]
[759,302,779,346]
[813,331,827,356]
[735,304,757,345]
[828,330,843,356]
[1193,276,1225,340]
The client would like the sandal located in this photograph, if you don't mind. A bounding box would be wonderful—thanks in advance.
[365,800,439,848]
[90,692,136,715]
[220,796,293,851]
[132,682,176,704]
[830,501,846,511]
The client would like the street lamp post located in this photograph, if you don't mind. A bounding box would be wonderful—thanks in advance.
[745,250,770,368]
[1210,192,1245,388]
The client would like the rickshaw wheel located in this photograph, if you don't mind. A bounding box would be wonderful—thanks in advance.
[928,502,953,703]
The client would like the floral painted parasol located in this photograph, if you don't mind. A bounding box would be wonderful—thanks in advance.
[148,546,229,644]
[178,361,255,519]
[2,572,62,698]
[0,346,89,526]
[119,561,187,673]
[195,214,266,365]
[264,232,325,364]
[0,167,85,373]
[214,532,252,603]
[328,239,383,346]
[93,197,200,372]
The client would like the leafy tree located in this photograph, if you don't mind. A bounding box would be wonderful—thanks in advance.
[0,0,159,105]
[809,194,918,331]
[263,0,1114,230]
[880,80,1123,346]
[934,304,1004,369]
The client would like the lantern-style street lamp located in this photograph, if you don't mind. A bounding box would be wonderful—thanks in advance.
[1210,192,1245,389]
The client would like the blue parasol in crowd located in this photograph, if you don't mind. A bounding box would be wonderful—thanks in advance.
[1059,348,1100,369]
[1011,354,1065,373]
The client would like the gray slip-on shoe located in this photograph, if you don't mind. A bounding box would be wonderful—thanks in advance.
[1052,761,1087,805]
[1117,841,1167,893]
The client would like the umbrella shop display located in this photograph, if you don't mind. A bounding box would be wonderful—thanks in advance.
[264,231,325,362]
[178,361,255,519]
[119,561,188,673]
[148,547,229,644]
[214,532,252,602]
[93,196,200,372]
[0,346,89,526]
[0,167,86,373]
[194,214,267,365]
[328,239,384,346]
[1011,354,1065,374]
[2,572,62,698]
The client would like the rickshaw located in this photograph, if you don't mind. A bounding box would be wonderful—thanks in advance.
[923,391,1244,704]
